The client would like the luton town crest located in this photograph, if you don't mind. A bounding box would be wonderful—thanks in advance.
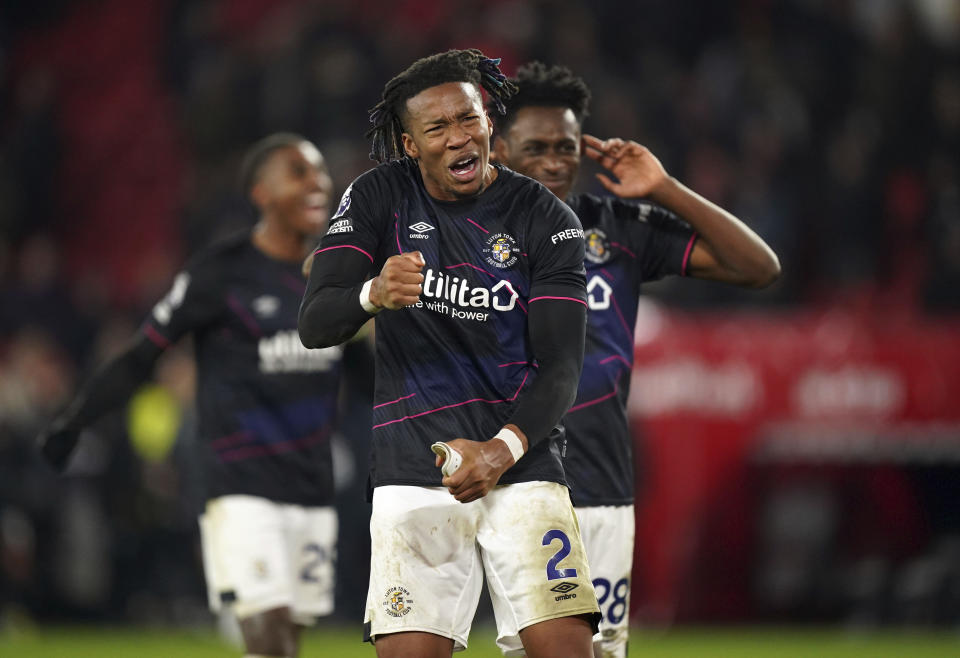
[383,586,413,617]
[483,232,519,269]
[584,228,611,264]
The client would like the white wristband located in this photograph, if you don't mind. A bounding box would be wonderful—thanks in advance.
[494,427,525,463]
[359,279,382,314]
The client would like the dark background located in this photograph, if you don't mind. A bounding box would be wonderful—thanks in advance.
[1,0,958,630]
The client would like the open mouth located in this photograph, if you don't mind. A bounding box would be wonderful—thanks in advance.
[449,155,480,182]
[304,193,329,224]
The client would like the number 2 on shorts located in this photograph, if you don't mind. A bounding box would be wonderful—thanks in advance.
[300,542,327,583]
[542,529,578,580]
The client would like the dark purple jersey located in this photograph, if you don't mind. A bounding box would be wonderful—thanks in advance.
[143,232,343,506]
[562,194,697,506]
[315,160,586,488]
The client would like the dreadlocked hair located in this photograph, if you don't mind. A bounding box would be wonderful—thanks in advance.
[491,62,592,134]
[239,132,311,197]
[366,49,518,163]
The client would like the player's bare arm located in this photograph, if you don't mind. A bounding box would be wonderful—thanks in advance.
[367,251,425,310]
[583,133,781,288]
[436,424,529,503]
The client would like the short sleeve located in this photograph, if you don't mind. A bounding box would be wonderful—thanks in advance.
[619,200,697,281]
[142,256,225,348]
[527,188,587,303]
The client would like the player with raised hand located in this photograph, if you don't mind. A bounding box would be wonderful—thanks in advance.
[299,49,600,658]
[37,133,344,658]
[492,62,781,657]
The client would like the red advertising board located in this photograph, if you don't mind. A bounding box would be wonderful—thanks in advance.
[628,305,960,622]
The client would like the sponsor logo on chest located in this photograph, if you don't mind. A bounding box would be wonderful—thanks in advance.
[408,267,521,323]
[258,330,342,373]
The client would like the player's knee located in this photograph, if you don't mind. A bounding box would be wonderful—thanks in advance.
[594,624,629,658]
[240,608,299,657]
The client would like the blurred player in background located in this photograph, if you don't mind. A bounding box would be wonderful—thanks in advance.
[300,49,600,658]
[37,133,343,658]
[492,63,781,657]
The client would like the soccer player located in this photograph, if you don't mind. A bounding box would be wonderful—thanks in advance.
[37,134,343,658]
[491,63,781,657]
[299,49,601,658]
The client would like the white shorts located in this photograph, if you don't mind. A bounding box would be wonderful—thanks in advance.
[364,482,599,655]
[199,495,337,625]
[575,504,635,658]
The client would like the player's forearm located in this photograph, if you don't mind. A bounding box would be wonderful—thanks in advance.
[56,333,161,431]
[298,248,375,348]
[651,176,781,287]
[298,283,373,348]
[506,299,586,449]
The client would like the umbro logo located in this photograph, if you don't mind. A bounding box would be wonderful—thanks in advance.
[408,221,435,240]
[550,582,578,594]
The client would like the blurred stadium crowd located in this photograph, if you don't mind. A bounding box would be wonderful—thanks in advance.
[1,0,958,629]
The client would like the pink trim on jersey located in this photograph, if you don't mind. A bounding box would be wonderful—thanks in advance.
[610,242,637,259]
[600,354,632,368]
[464,217,489,234]
[681,232,698,276]
[218,430,329,463]
[600,269,615,281]
[569,359,630,413]
[567,387,620,413]
[502,280,528,313]
[445,262,496,279]
[210,431,254,451]
[609,293,633,340]
[394,213,403,254]
[440,265,527,313]
[227,293,263,337]
[143,325,171,349]
[498,361,533,368]
[373,392,416,409]
[529,295,588,306]
[372,371,531,430]
[314,244,374,263]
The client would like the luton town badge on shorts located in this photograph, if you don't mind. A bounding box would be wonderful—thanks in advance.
[584,228,611,264]
[383,586,413,617]
[483,232,519,269]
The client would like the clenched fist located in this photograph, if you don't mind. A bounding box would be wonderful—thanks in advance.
[368,251,426,310]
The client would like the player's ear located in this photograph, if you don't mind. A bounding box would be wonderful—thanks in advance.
[402,132,419,159]
[250,181,269,210]
[485,114,493,137]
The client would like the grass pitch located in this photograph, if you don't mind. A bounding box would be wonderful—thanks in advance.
[1,625,959,656]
